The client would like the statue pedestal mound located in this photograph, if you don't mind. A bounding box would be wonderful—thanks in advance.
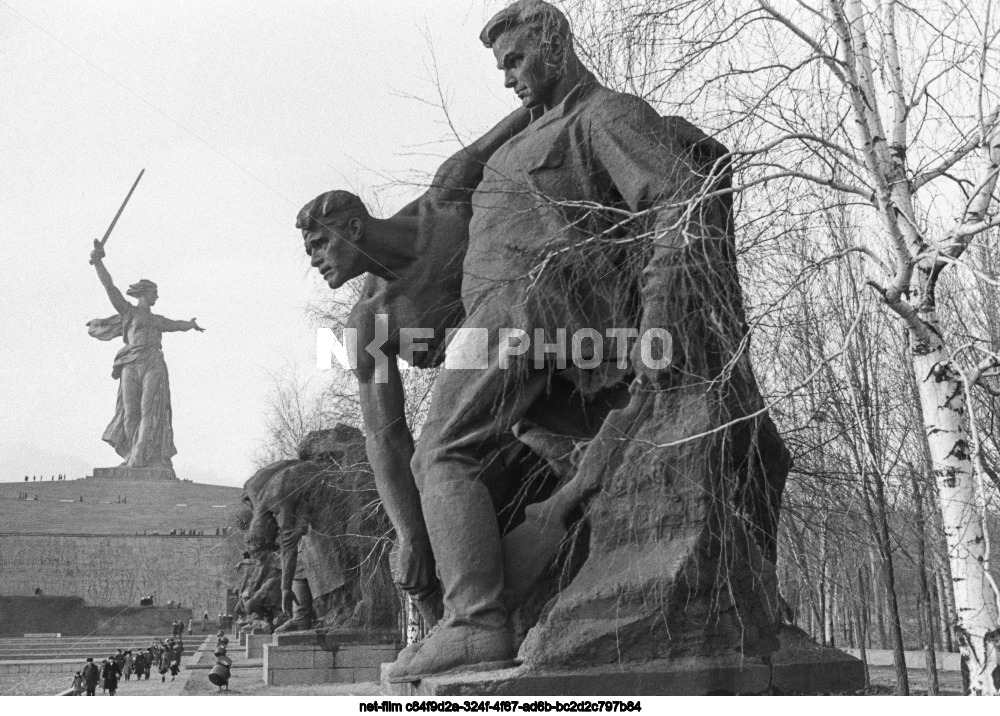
[381,627,864,696]
[90,466,178,481]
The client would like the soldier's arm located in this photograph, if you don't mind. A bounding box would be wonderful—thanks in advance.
[591,100,723,384]
[350,305,437,599]
[357,348,439,599]
[426,107,532,205]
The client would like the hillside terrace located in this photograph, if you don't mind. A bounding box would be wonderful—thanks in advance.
[0,479,243,536]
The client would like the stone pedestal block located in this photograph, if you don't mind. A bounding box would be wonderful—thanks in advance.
[382,629,863,696]
[246,633,270,659]
[271,628,398,647]
[91,466,178,481]
[263,630,401,686]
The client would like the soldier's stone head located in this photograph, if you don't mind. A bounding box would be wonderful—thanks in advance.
[481,0,573,109]
[297,190,371,289]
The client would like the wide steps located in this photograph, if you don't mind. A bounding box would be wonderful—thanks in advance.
[0,635,204,662]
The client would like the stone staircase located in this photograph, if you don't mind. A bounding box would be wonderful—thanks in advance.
[0,634,202,674]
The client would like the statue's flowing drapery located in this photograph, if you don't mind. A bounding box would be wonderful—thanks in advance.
[87,304,177,467]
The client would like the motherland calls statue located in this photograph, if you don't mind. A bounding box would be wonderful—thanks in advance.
[87,240,203,478]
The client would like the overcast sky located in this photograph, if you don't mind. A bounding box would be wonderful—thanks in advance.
[0,0,518,486]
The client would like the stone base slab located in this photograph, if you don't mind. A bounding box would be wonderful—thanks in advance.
[246,634,270,659]
[271,628,398,647]
[264,640,401,687]
[91,466,178,481]
[843,648,962,671]
[382,630,864,696]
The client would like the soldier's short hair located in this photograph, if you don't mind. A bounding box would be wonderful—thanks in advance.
[296,190,369,233]
[479,0,571,48]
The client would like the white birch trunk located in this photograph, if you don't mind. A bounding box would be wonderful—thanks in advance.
[912,336,1000,695]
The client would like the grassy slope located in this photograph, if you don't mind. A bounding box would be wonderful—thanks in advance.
[0,479,242,535]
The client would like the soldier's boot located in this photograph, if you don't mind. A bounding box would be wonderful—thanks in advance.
[387,480,514,683]
[274,579,314,632]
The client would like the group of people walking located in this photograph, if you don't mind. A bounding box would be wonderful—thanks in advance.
[69,637,185,695]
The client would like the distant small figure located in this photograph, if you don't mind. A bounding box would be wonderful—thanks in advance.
[69,670,83,695]
[79,495,83,502]
[158,650,171,682]
[122,650,133,681]
[187,618,193,635]
[34,587,42,596]
[23,475,27,482]
[131,649,145,680]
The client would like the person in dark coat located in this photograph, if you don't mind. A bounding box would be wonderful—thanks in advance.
[168,639,182,680]
[82,658,100,696]
[123,650,133,681]
[100,658,118,695]
[158,651,171,681]
[131,650,144,680]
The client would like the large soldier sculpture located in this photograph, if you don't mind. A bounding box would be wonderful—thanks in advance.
[300,0,798,687]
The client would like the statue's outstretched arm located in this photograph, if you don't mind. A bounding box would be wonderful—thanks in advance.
[89,240,130,315]
[427,107,533,204]
[155,316,204,332]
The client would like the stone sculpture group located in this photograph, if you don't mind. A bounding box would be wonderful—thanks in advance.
[88,0,861,694]
[295,0,795,686]
[239,425,397,634]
